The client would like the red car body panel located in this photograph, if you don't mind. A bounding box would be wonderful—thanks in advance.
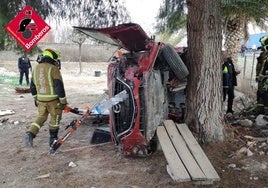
[137,42,162,74]
[120,77,148,156]
[75,23,159,156]
[74,23,150,52]
[74,23,188,156]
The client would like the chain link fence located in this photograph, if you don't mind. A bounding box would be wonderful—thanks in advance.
[237,50,261,95]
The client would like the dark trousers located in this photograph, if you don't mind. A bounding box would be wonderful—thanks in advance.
[263,92,268,106]
[260,90,268,115]
[223,87,234,113]
[19,70,29,85]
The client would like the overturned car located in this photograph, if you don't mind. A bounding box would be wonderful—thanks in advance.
[74,23,189,156]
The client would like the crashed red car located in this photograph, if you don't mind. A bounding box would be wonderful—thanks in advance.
[74,23,189,156]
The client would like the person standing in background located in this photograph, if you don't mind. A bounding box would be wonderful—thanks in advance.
[18,53,32,86]
[222,57,240,114]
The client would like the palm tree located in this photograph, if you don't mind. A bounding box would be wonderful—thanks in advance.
[222,0,268,65]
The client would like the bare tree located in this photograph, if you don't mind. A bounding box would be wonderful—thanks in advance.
[185,0,225,142]
[70,29,86,74]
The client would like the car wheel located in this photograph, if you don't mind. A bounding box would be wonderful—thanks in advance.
[160,44,189,80]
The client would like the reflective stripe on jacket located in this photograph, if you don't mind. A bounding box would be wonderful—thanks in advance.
[222,59,237,88]
[31,61,67,104]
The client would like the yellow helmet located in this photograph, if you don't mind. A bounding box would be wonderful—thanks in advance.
[260,35,268,47]
[42,49,60,61]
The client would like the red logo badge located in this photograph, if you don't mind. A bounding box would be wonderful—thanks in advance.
[5,5,51,51]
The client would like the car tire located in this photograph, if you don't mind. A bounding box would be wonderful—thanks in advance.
[160,44,189,80]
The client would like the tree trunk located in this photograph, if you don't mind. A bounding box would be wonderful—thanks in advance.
[185,0,225,142]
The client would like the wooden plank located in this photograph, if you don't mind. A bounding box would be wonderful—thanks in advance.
[164,120,206,181]
[157,126,191,182]
[176,123,220,181]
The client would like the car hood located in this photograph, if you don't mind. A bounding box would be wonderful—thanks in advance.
[73,23,150,52]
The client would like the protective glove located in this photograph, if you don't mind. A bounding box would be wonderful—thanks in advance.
[235,70,241,75]
[258,74,264,82]
[263,80,268,91]
[60,103,67,110]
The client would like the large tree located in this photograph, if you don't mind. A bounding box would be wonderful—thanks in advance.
[156,0,187,34]
[156,0,224,142]
[186,0,224,142]
[55,0,130,28]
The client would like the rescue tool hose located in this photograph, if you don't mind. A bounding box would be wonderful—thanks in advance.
[49,92,108,155]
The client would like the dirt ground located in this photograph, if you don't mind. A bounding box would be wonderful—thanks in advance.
[0,61,267,188]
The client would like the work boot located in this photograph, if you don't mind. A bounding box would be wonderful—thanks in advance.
[49,129,59,147]
[25,131,35,148]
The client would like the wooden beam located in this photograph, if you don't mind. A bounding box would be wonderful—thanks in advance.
[164,120,206,180]
[176,123,220,181]
[157,126,191,182]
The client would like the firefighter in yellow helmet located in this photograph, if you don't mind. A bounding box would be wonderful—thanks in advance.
[25,49,68,148]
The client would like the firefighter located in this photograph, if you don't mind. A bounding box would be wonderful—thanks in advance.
[256,35,268,115]
[222,57,240,114]
[25,49,68,148]
[18,53,32,85]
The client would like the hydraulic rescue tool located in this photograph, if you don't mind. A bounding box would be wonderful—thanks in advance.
[49,90,127,154]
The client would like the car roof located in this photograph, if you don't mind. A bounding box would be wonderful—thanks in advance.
[73,23,150,52]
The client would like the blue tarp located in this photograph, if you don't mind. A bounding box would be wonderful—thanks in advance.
[246,33,268,49]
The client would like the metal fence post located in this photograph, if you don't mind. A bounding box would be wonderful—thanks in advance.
[243,55,247,79]
[250,51,256,84]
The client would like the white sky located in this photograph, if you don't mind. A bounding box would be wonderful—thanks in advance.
[123,0,162,35]
[123,1,264,35]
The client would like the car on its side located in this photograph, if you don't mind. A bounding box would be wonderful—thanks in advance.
[74,23,189,156]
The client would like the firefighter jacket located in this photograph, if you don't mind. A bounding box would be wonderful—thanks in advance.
[256,50,268,84]
[30,57,67,104]
[222,57,238,89]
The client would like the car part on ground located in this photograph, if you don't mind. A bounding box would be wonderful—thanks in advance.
[15,86,30,93]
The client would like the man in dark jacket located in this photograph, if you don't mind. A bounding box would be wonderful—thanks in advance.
[18,53,32,85]
[222,57,240,114]
[25,49,68,148]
